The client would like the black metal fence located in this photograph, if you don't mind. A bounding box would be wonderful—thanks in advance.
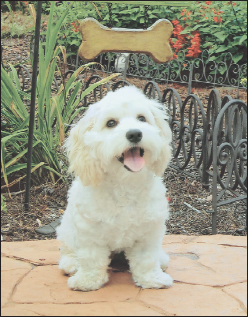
[68,50,247,98]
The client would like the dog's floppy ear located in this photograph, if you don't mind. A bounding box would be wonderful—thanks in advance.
[65,108,105,187]
[149,101,172,176]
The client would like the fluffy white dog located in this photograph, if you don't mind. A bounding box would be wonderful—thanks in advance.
[56,85,173,291]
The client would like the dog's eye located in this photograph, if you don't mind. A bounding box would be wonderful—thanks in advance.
[106,119,117,128]
[137,116,146,122]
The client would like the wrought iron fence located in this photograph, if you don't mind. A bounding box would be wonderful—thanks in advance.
[160,83,247,234]
[67,49,247,98]
[3,35,247,98]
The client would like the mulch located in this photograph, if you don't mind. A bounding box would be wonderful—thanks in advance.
[1,35,247,242]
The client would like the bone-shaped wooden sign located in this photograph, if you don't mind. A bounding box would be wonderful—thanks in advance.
[78,18,173,64]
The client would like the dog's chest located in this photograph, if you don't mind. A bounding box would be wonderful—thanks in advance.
[71,177,168,250]
[96,192,149,223]
[97,201,153,249]
[92,188,166,249]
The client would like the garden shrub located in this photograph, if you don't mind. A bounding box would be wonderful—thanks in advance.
[51,1,247,65]
[1,1,51,14]
[2,1,246,64]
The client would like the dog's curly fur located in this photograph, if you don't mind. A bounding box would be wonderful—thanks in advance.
[56,86,173,291]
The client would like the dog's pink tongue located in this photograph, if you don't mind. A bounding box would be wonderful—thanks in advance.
[123,148,145,172]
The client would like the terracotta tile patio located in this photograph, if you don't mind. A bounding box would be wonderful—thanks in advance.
[1,235,247,316]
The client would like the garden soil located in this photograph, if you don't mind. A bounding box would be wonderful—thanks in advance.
[1,35,247,242]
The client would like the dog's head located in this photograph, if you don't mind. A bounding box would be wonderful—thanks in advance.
[66,86,172,186]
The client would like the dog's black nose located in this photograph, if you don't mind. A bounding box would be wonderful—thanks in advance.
[126,129,143,143]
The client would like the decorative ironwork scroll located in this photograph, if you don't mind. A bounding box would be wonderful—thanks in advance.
[70,48,247,97]
[135,81,247,234]
[212,99,247,233]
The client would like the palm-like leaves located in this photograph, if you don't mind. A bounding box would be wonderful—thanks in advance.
[1,2,120,190]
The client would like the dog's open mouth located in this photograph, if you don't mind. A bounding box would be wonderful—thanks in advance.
[117,147,145,172]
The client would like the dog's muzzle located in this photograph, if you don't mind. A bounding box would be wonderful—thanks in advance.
[117,129,145,172]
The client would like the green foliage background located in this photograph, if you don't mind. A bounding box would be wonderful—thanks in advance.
[49,1,247,64]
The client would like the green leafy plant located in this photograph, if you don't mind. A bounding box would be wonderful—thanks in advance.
[240,78,247,87]
[1,1,37,38]
[170,1,247,64]
[1,1,52,14]
[51,1,247,65]
[28,1,52,15]
[54,2,103,60]
[1,195,7,212]
[1,2,120,191]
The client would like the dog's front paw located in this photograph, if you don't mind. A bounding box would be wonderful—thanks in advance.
[160,250,170,271]
[59,255,78,276]
[134,271,173,289]
[68,268,109,291]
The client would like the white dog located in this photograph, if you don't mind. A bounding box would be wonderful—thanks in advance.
[56,85,173,291]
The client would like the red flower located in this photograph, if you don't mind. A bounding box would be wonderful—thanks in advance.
[172,19,179,26]
[71,23,78,32]
[213,16,218,23]
[172,23,187,52]
[169,53,178,61]
[186,31,201,58]
[233,2,236,5]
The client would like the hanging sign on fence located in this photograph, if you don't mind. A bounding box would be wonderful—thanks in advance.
[78,18,173,63]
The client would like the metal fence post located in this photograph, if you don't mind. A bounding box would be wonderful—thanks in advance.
[187,62,193,95]
[24,1,42,211]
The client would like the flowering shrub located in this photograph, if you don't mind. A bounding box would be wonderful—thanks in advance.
[51,1,246,65]
[170,1,247,63]
[170,19,202,59]
[4,1,245,64]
